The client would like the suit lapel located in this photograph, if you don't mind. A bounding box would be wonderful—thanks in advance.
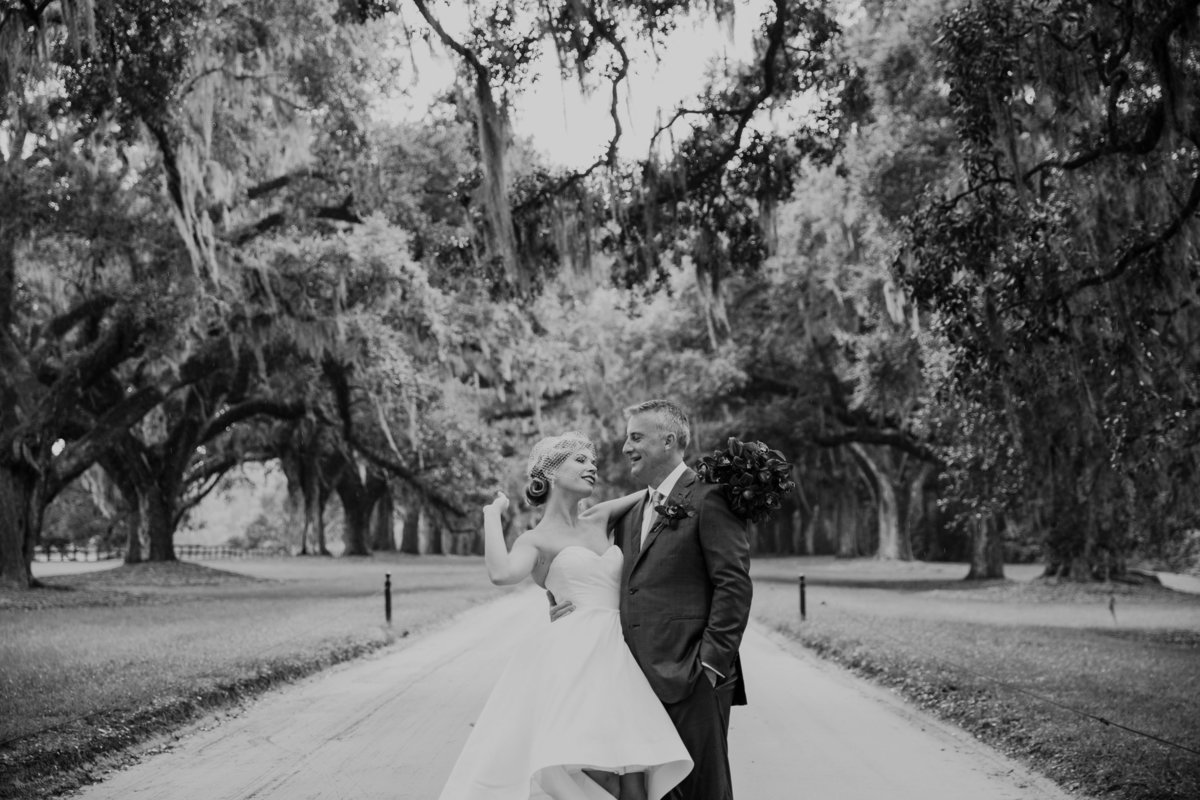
[624,492,649,579]
[633,469,697,570]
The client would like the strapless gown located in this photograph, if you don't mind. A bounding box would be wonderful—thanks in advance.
[437,544,693,800]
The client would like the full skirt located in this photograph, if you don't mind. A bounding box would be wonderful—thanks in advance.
[437,606,692,800]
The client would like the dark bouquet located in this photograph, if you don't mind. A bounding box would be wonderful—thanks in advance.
[695,438,796,523]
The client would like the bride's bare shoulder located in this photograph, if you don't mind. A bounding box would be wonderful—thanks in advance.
[516,526,549,551]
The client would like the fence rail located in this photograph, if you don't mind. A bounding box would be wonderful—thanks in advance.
[32,545,122,563]
[33,544,291,562]
[174,544,288,560]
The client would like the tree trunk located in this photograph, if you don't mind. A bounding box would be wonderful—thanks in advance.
[849,443,908,561]
[400,506,421,555]
[471,516,485,555]
[280,453,306,555]
[298,459,332,556]
[965,514,1005,580]
[337,468,373,557]
[144,485,177,562]
[283,489,304,555]
[119,479,177,563]
[773,514,792,555]
[835,493,857,558]
[370,489,395,551]
[98,454,144,564]
[314,487,331,556]
[1041,475,1126,580]
[422,510,444,555]
[107,454,178,564]
[754,520,774,554]
[789,476,809,554]
[0,222,15,334]
[125,511,146,563]
[904,464,934,560]
[300,463,319,556]
[341,500,371,555]
[856,501,875,556]
[0,464,37,588]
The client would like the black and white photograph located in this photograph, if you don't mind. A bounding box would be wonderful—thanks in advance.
[2,1,1199,799]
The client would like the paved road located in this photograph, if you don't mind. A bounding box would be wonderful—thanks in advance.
[71,587,1075,800]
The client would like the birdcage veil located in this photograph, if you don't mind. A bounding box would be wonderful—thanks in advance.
[526,431,595,480]
[524,431,595,505]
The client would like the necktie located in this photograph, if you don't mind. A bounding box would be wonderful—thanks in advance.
[640,489,664,545]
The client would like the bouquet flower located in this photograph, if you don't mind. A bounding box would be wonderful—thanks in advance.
[695,438,796,523]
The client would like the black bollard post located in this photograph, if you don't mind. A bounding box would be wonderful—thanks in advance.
[799,574,807,621]
[385,572,393,624]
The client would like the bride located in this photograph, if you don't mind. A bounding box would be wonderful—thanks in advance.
[437,432,692,800]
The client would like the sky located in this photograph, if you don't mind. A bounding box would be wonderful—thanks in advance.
[381,1,772,169]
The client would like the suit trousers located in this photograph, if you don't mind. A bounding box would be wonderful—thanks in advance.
[663,671,737,800]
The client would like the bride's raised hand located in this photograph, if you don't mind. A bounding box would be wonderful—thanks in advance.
[483,491,536,585]
[484,491,510,515]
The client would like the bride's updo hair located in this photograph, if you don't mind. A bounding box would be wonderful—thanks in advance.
[525,431,596,506]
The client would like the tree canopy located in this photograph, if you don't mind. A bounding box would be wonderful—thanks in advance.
[3,0,1199,587]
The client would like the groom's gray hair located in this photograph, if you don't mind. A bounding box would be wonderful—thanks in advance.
[623,399,691,451]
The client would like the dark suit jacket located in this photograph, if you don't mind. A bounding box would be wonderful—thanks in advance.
[614,467,752,706]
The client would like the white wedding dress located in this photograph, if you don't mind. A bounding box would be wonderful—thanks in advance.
[437,544,693,800]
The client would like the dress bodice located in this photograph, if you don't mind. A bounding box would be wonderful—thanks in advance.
[545,545,622,611]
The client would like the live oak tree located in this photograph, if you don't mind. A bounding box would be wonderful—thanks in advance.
[0,12,194,585]
[0,0,513,584]
[900,0,1200,579]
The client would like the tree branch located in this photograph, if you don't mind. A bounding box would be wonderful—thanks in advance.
[409,0,485,81]
[1063,167,1200,297]
[813,429,944,468]
[321,357,466,515]
[36,295,116,343]
[183,448,278,489]
[1020,4,1194,185]
[175,468,231,527]
[514,3,630,216]
[229,196,363,245]
[53,386,165,490]
[245,168,334,200]
[198,398,307,444]
[32,306,146,434]
[647,0,788,184]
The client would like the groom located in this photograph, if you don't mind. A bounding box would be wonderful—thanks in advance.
[615,399,752,800]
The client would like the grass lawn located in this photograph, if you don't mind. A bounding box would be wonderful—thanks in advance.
[0,555,512,799]
[751,556,1200,800]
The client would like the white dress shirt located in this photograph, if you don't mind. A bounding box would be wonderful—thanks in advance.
[642,460,689,539]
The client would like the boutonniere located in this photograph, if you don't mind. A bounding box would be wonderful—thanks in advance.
[653,499,696,530]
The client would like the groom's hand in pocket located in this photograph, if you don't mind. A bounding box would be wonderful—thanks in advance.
[547,591,575,622]
[703,666,720,687]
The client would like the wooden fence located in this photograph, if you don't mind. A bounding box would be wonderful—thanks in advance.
[32,545,122,562]
[33,544,290,562]
[174,544,289,560]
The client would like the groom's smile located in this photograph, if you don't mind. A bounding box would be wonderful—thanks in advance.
[623,412,676,487]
